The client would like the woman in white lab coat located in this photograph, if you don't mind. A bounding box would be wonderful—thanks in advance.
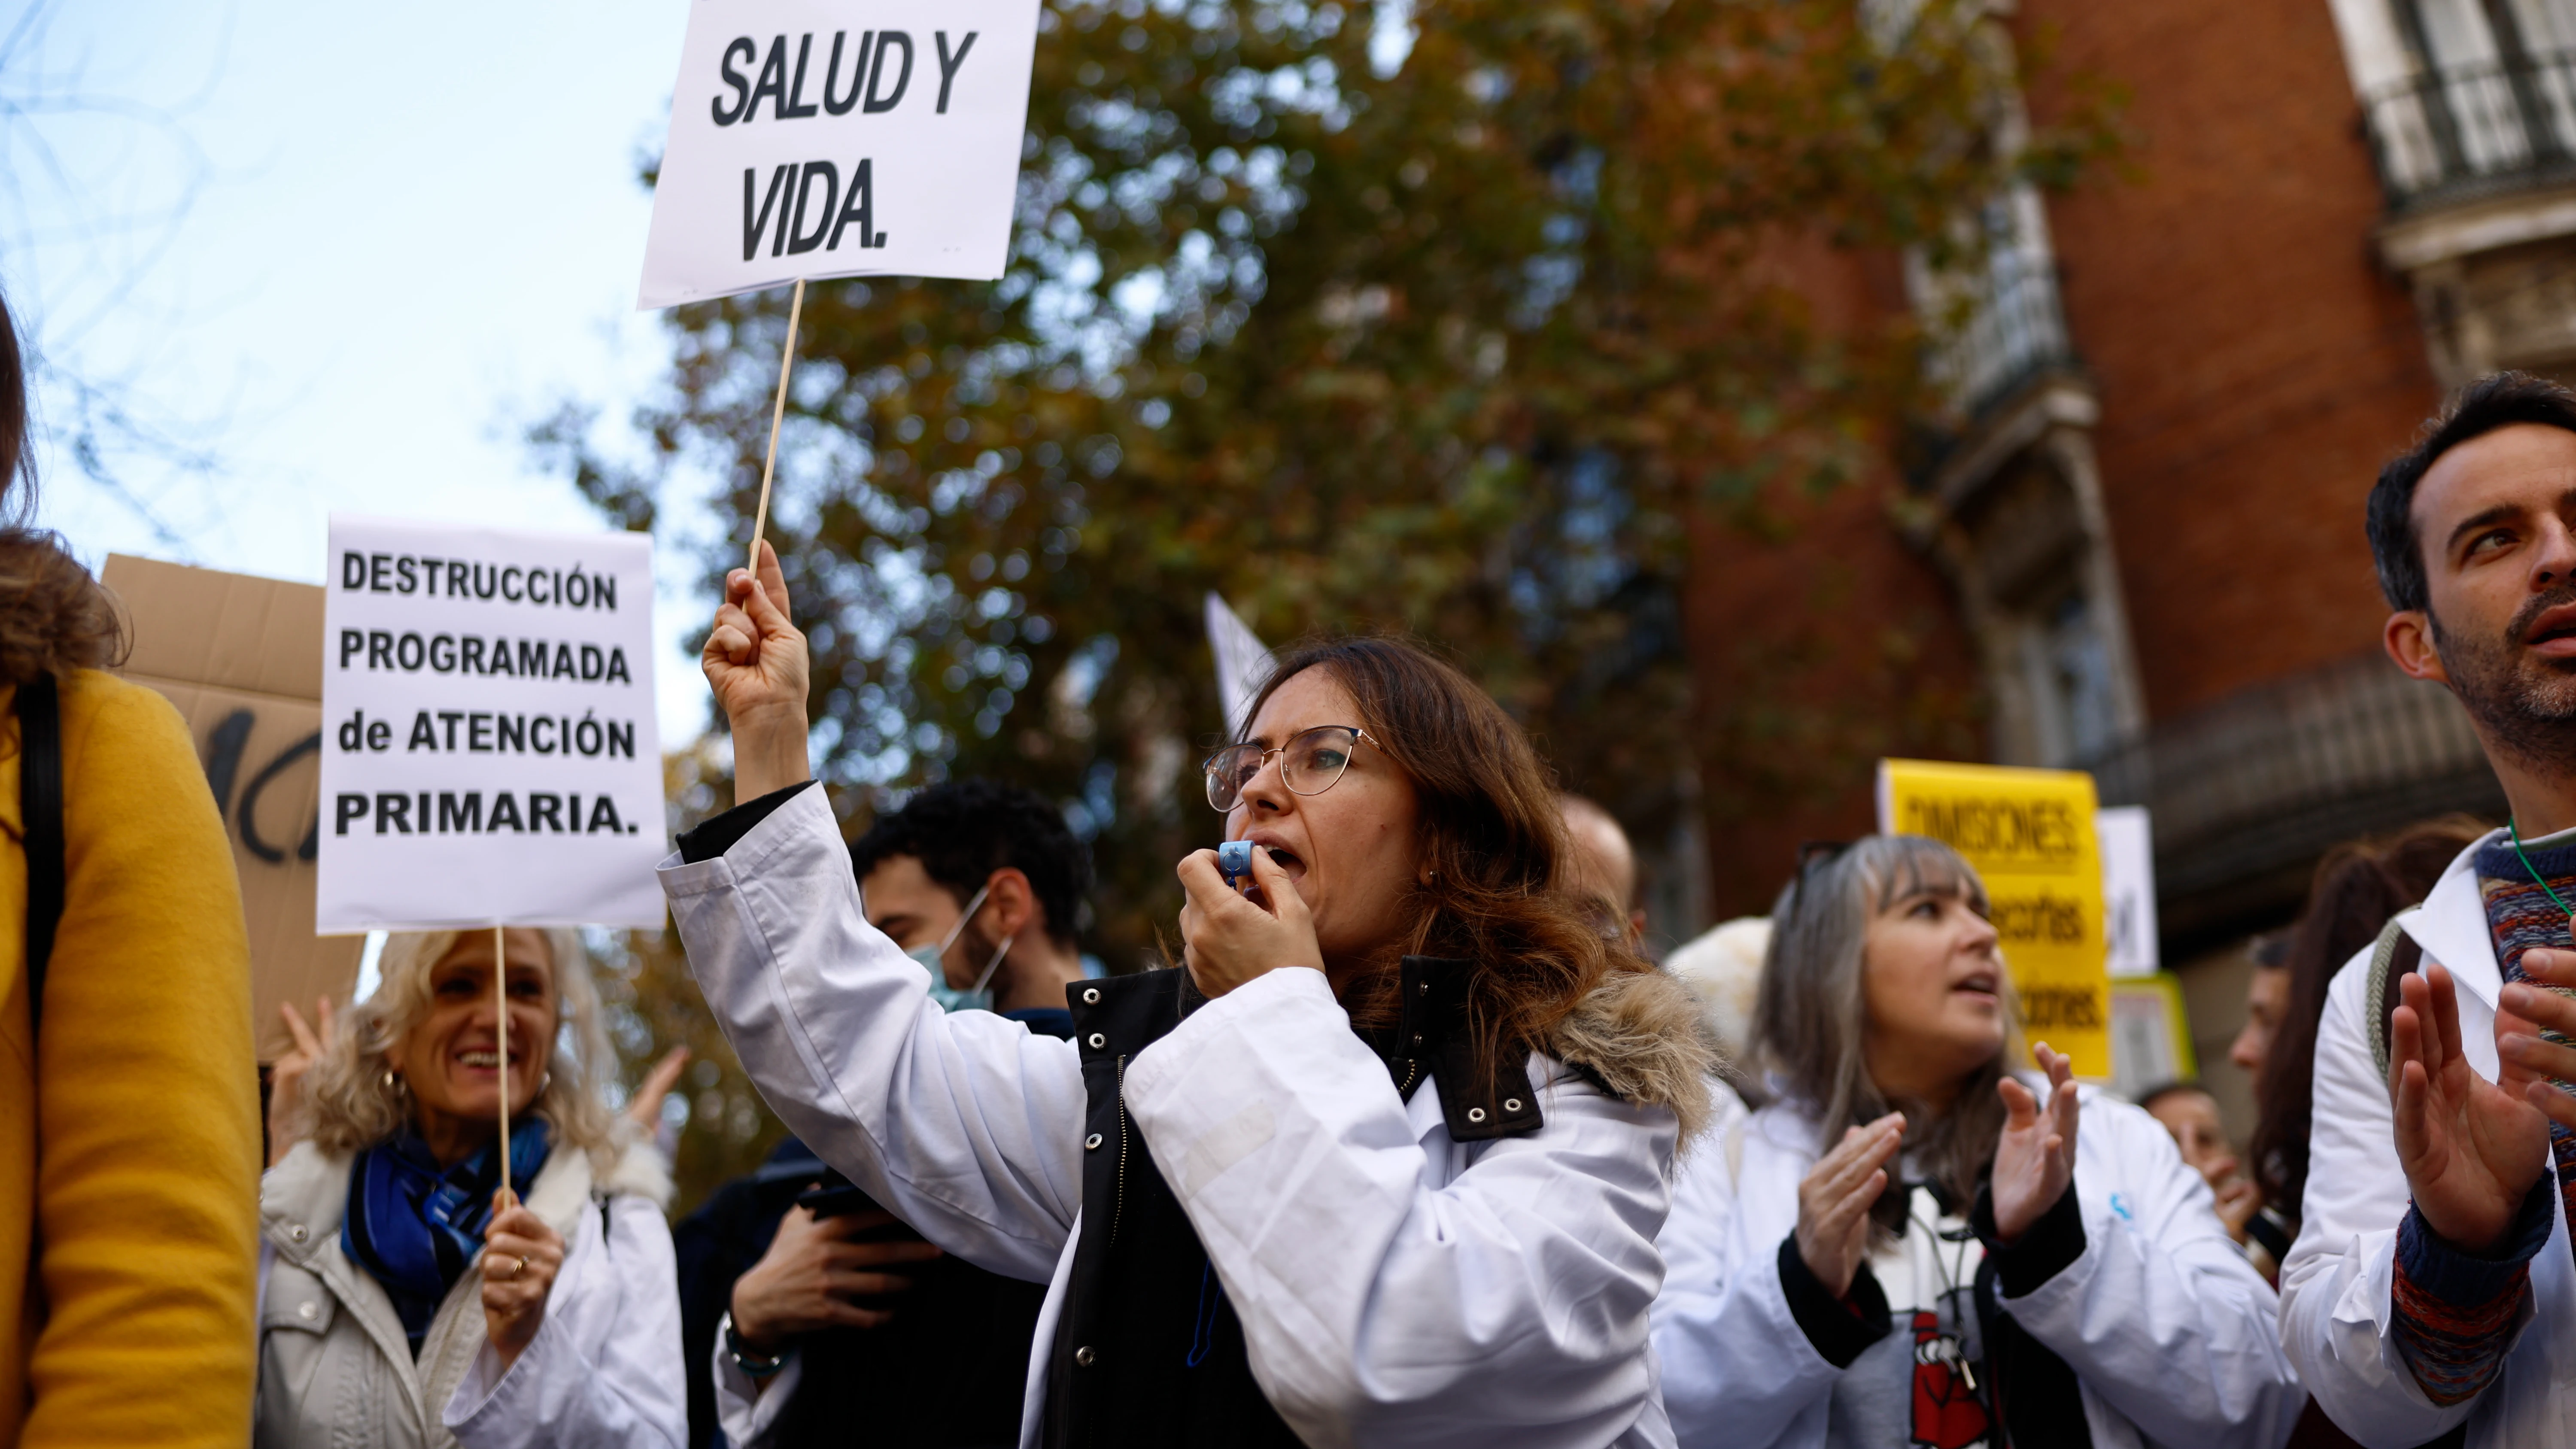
[1650,835,2300,1449]
[665,548,1717,1449]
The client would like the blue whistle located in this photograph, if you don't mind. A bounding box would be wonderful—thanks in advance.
[1218,840,1254,888]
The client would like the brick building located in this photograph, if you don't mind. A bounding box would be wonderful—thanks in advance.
[1684,0,2576,1120]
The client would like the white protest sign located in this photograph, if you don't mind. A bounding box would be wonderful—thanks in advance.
[1205,592,1275,738]
[2098,805,2160,978]
[640,0,1043,308]
[317,518,666,932]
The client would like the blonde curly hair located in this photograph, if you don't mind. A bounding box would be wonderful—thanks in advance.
[298,927,625,1173]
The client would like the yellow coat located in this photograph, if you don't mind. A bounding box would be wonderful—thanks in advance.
[0,669,258,1444]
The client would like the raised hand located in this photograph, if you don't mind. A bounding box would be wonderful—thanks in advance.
[701,539,811,799]
[1175,844,1324,999]
[1795,1112,1904,1297]
[623,1046,691,1131]
[2393,963,2551,1253]
[1992,1043,2081,1243]
[267,998,334,1169]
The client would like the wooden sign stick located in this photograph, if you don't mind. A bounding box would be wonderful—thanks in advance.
[495,924,511,1200]
[747,276,808,577]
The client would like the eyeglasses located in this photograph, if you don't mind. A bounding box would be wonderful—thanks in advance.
[1202,726,1378,813]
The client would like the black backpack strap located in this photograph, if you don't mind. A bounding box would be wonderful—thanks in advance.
[2366,915,2427,1084]
[16,673,63,1036]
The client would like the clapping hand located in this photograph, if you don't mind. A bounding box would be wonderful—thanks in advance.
[2393,962,2551,1253]
[1992,1043,2081,1244]
[1794,1112,1905,1297]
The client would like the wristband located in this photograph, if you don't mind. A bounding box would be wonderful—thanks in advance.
[722,1312,786,1378]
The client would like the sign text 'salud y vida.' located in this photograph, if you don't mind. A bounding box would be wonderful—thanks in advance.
[316,519,666,933]
[639,0,1044,307]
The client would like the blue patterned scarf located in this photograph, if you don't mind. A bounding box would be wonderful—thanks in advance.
[342,1124,553,1353]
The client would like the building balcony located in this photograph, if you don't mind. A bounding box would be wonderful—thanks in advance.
[1927,243,2077,423]
[2365,48,2576,212]
[2360,48,2576,384]
[2083,652,2504,950]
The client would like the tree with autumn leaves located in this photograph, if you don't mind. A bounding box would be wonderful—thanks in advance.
[540,0,2117,1205]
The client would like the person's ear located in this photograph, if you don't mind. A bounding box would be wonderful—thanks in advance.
[983,868,1039,940]
[2385,609,2450,684]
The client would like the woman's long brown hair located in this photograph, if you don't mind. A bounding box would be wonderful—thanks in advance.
[0,290,124,686]
[1236,636,1653,1076]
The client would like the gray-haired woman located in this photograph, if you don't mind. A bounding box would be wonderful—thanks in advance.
[255,928,684,1449]
[1649,835,2300,1449]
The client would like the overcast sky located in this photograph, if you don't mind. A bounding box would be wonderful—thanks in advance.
[6,0,714,741]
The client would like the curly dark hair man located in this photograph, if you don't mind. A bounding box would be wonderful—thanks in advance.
[850,779,1095,1023]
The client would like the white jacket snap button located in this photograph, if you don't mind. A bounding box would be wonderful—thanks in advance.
[1504,1098,1523,1113]
[1087,1033,1106,1049]
[1075,1346,1097,1367]
[1467,1107,1487,1123]
[297,1301,318,1321]
[1083,987,1101,1005]
[1086,1133,1103,1150]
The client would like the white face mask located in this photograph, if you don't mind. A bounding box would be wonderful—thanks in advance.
[901,881,1015,1014]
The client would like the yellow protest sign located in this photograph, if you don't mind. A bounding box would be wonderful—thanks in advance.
[1876,759,2109,1077]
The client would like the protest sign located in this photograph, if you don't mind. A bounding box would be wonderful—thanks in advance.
[103,555,362,1063]
[1205,592,1274,738]
[1877,758,2111,1077]
[316,518,665,933]
[2106,974,2193,1103]
[2097,804,2160,978]
[639,0,1044,308]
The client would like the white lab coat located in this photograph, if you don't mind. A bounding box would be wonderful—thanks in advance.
[659,783,1684,1449]
[2281,829,2576,1448]
[1651,1081,2300,1449]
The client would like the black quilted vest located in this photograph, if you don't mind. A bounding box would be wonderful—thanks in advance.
[1040,956,1544,1449]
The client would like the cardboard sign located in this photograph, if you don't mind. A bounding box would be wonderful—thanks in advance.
[102,555,364,1063]
[639,0,1043,307]
[317,519,665,933]
[1877,759,2111,1077]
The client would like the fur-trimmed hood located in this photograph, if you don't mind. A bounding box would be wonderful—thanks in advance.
[1545,965,1726,1147]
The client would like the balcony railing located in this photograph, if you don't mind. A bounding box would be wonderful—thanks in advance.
[2365,48,2576,209]
[1926,243,2075,421]
[2084,653,2504,937]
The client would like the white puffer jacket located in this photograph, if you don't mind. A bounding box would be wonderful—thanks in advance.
[254,1133,684,1449]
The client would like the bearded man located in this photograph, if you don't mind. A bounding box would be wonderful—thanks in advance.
[2285,373,2576,1448]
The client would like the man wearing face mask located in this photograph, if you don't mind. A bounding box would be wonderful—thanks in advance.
[851,779,1100,1030]
[683,780,1096,1449]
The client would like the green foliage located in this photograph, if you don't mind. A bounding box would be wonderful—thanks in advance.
[540,0,2117,1004]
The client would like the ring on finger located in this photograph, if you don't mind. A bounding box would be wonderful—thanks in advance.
[507,1254,528,1281]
